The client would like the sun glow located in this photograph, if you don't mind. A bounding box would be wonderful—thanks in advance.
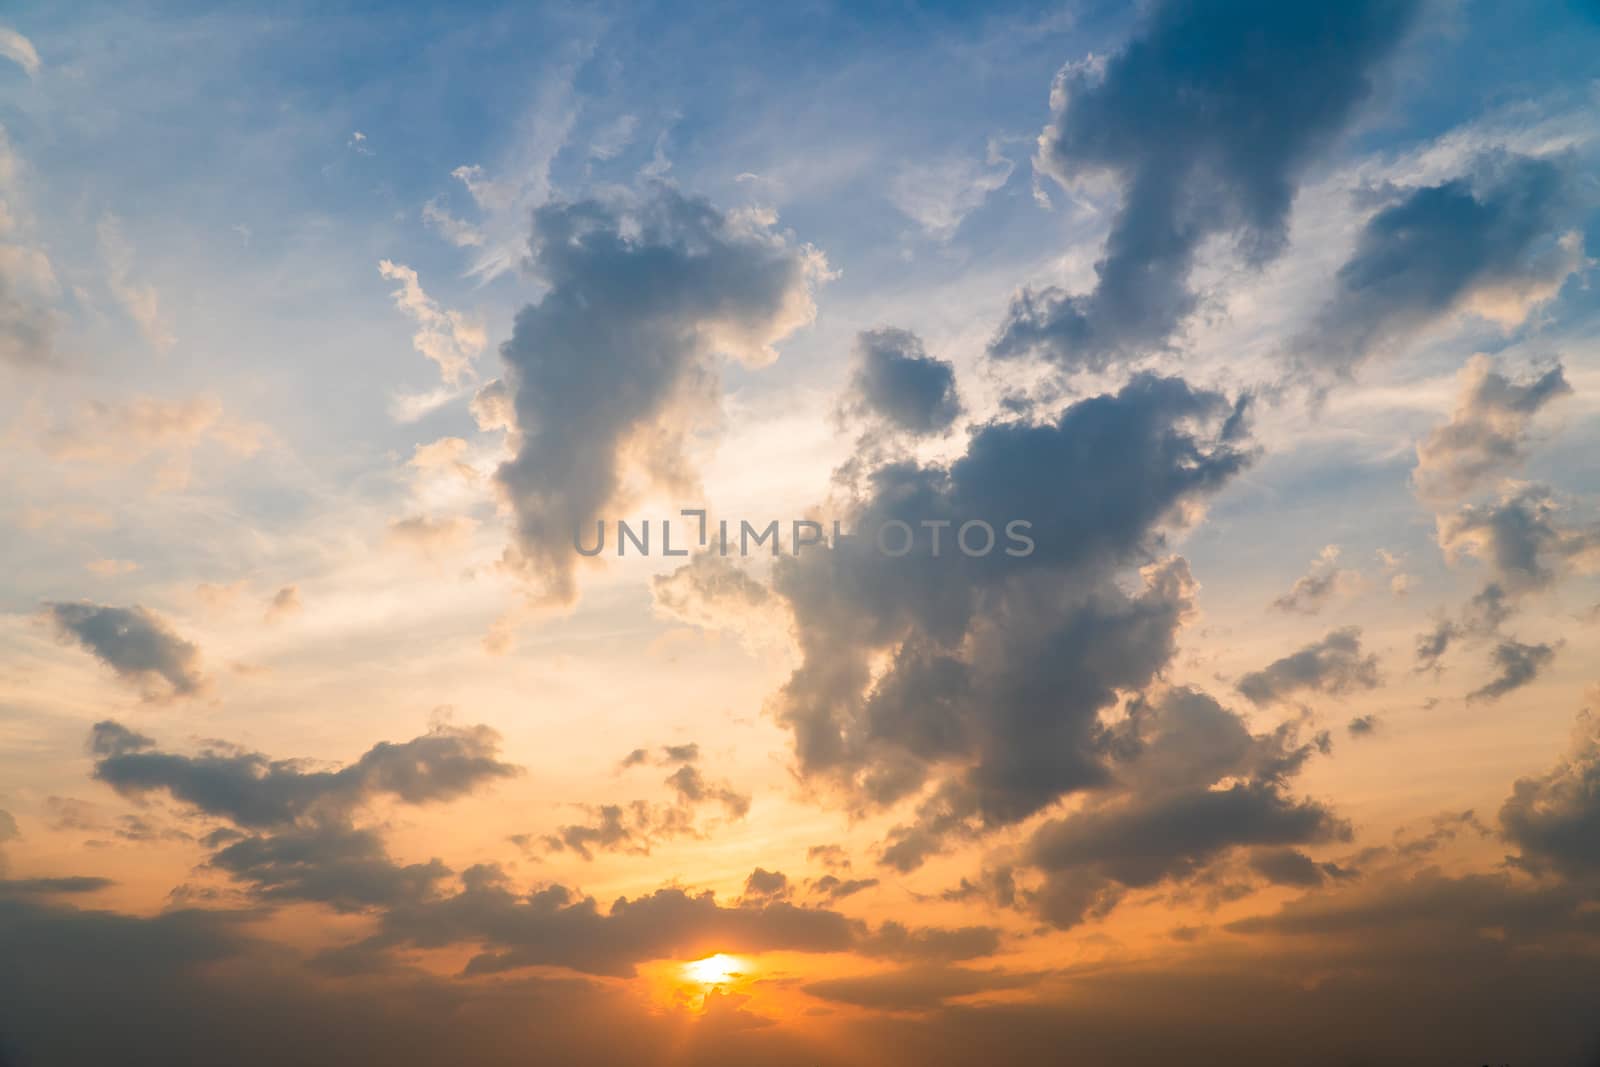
[681,953,745,986]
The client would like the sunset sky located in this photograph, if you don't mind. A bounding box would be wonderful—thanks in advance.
[3,2,1600,1064]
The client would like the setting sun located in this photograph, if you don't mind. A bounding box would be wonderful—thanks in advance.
[681,954,745,987]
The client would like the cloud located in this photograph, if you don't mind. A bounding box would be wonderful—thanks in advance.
[857,921,1000,963]
[1270,545,1359,614]
[651,553,785,650]
[0,26,40,77]
[45,602,205,699]
[804,965,1038,1012]
[544,751,749,860]
[809,874,878,901]
[495,184,828,604]
[1299,152,1587,378]
[848,328,962,436]
[263,585,301,623]
[1247,847,1354,888]
[1412,583,1512,673]
[1237,627,1380,706]
[369,872,858,978]
[1467,639,1556,703]
[386,514,478,557]
[377,260,485,387]
[89,720,520,829]
[98,214,175,352]
[1500,709,1600,877]
[889,143,1013,241]
[208,823,449,912]
[990,0,1418,371]
[1435,486,1600,595]
[38,394,265,490]
[767,374,1251,868]
[807,844,852,871]
[741,868,790,904]
[1021,687,1344,926]
[0,808,16,842]
[1347,714,1381,738]
[0,876,114,896]
[1413,356,1571,500]
[0,237,61,368]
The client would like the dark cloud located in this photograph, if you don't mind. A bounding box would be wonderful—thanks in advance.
[858,921,1000,963]
[804,965,1039,1012]
[1270,546,1356,614]
[1017,687,1344,927]
[1413,356,1571,499]
[1467,639,1557,703]
[1247,848,1354,888]
[741,868,790,904]
[1236,627,1381,705]
[45,601,204,699]
[772,374,1252,866]
[0,809,16,842]
[991,0,1418,371]
[208,824,450,912]
[1346,714,1381,738]
[90,721,519,829]
[848,328,961,435]
[0,876,115,895]
[495,184,826,603]
[807,844,852,871]
[1500,710,1600,877]
[1413,583,1511,673]
[1436,486,1600,595]
[809,874,878,901]
[366,870,857,978]
[1301,152,1584,377]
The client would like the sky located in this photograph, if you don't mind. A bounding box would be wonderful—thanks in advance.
[1,1,1600,1064]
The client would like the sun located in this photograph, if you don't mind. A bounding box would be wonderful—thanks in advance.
[681,953,744,987]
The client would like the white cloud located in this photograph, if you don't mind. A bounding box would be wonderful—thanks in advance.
[377,260,485,388]
[889,141,1014,241]
[0,26,40,78]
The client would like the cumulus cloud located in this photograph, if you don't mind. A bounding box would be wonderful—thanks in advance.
[90,720,520,828]
[1436,486,1600,596]
[495,184,828,604]
[1500,709,1600,877]
[1413,356,1571,500]
[991,0,1418,371]
[1237,628,1380,706]
[1271,545,1360,614]
[766,374,1252,870]
[45,602,205,699]
[1299,152,1586,378]
[1019,687,1343,927]
[848,328,962,436]
[1467,639,1557,703]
